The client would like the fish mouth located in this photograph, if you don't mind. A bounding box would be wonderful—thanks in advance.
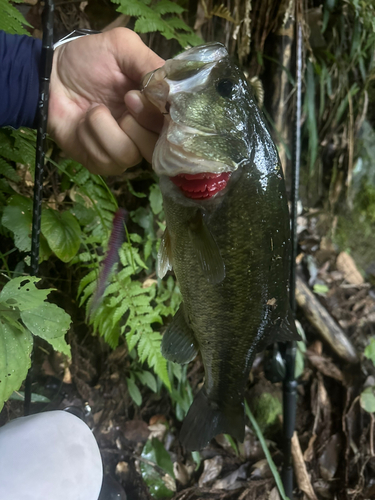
[170,172,231,199]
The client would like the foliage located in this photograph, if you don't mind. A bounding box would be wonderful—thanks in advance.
[245,401,290,500]
[360,387,375,413]
[364,337,375,364]
[0,276,71,412]
[78,183,182,396]
[0,0,31,34]
[302,0,375,197]
[140,437,176,498]
[111,0,202,48]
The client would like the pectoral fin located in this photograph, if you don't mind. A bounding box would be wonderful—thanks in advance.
[188,211,225,284]
[161,305,198,364]
[157,227,173,279]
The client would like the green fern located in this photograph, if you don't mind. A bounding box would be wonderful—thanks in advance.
[111,0,202,48]
[77,183,183,396]
[0,0,32,35]
[79,235,172,390]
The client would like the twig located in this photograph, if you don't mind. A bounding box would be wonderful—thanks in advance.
[295,275,358,363]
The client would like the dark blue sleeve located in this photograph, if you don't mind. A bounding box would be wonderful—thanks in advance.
[0,31,42,129]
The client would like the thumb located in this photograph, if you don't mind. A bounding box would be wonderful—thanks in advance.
[125,91,164,134]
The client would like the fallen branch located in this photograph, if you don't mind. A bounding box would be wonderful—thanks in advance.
[296,276,358,364]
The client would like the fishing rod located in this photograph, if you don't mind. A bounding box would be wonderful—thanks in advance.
[281,3,303,497]
[24,0,55,416]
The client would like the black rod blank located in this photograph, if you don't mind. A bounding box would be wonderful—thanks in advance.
[281,12,303,499]
[25,0,55,416]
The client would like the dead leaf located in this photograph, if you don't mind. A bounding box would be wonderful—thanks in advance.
[212,463,248,490]
[148,423,167,441]
[318,433,343,481]
[291,432,318,500]
[304,434,317,462]
[250,459,272,479]
[268,486,281,500]
[149,414,167,426]
[122,420,150,443]
[142,278,157,288]
[306,351,344,383]
[198,455,223,487]
[173,461,194,486]
[336,252,364,285]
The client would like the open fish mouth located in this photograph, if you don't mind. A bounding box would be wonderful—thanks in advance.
[170,172,231,199]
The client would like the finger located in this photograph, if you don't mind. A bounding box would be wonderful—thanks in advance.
[77,108,141,175]
[85,105,143,171]
[111,28,165,83]
[125,91,164,134]
[77,118,118,175]
[119,113,159,164]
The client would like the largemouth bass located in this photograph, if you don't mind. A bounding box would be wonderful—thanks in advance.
[143,43,300,451]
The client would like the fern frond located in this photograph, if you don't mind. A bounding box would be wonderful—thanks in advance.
[210,4,236,24]
[77,269,98,298]
[167,17,192,32]
[137,331,170,389]
[115,0,153,17]
[153,0,185,15]
[134,16,169,34]
[0,0,32,34]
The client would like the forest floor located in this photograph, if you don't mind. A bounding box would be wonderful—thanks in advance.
[2,204,375,500]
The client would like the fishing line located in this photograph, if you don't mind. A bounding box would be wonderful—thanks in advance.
[25,0,55,416]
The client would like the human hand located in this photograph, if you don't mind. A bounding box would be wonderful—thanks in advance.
[48,28,164,175]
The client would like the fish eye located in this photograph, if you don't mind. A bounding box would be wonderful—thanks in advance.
[216,79,234,98]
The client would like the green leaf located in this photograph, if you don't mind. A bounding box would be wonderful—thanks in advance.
[0,157,20,182]
[360,387,375,413]
[9,391,50,403]
[44,335,71,357]
[149,184,164,215]
[126,180,147,198]
[0,320,33,412]
[150,437,174,477]
[1,195,33,252]
[191,451,201,470]
[224,434,239,455]
[135,370,157,392]
[140,438,175,499]
[41,208,81,262]
[21,303,71,340]
[313,283,329,296]
[1,195,51,260]
[0,276,49,311]
[364,338,375,366]
[127,376,142,405]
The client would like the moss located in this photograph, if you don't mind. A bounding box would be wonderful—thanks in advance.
[250,392,282,435]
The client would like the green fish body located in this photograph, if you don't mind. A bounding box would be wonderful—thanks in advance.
[143,43,299,451]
